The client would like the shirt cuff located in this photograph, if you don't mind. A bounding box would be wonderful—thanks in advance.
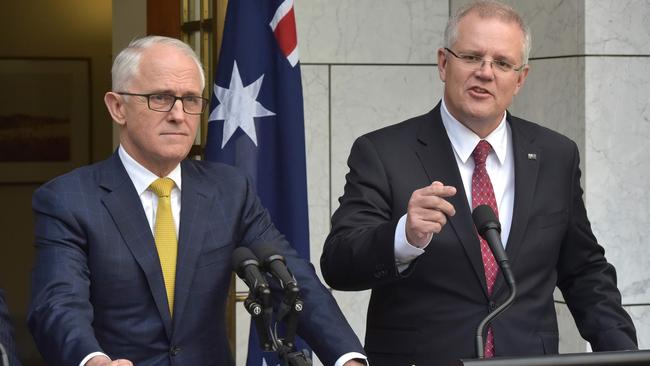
[80,352,110,366]
[394,214,429,273]
[334,352,368,366]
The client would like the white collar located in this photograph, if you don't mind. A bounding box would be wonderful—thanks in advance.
[118,145,182,195]
[440,98,509,165]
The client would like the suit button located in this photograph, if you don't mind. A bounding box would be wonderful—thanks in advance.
[170,346,181,356]
[489,301,497,311]
[373,269,388,279]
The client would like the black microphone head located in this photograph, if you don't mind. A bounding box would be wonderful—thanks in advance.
[232,247,260,276]
[251,243,286,268]
[472,204,501,235]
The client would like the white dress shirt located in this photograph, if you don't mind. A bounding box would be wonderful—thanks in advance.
[119,145,182,237]
[395,99,515,272]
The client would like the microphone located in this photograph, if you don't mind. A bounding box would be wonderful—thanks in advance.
[252,243,298,289]
[252,243,303,343]
[473,205,510,271]
[472,204,517,358]
[249,244,311,366]
[252,244,300,318]
[232,247,271,296]
[232,247,274,350]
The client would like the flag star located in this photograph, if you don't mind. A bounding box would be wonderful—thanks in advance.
[209,61,275,148]
[261,357,280,366]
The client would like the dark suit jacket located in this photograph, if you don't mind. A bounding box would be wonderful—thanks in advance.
[321,103,637,366]
[0,289,21,366]
[29,152,363,366]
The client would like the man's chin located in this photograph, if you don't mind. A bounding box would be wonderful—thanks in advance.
[159,148,192,163]
[467,100,502,117]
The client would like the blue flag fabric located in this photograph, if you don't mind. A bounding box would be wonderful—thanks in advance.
[206,0,310,365]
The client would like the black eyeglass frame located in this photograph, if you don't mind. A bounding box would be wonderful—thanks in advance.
[116,91,209,115]
[444,47,526,73]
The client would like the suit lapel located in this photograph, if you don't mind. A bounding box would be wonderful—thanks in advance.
[99,152,173,338]
[413,105,489,297]
[172,160,214,332]
[492,116,540,297]
[504,117,540,265]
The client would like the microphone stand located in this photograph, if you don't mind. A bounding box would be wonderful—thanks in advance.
[244,285,275,351]
[472,205,519,359]
[275,283,311,366]
[475,261,517,358]
[240,249,312,366]
[0,342,9,366]
[245,278,311,365]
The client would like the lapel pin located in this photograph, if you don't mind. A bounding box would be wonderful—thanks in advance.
[527,153,537,160]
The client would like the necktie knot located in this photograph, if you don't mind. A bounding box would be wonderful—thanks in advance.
[472,140,492,166]
[149,177,175,198]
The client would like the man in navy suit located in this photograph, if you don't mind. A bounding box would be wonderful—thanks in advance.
[322,1,636,365]
[29,36,366,366]
[0,289,21,366]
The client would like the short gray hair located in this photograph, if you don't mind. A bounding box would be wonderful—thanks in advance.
[111,35,206,91]
[444,0,531,66]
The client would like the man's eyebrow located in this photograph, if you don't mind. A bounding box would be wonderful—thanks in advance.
[147,90,203,96]
[491,51,518,62]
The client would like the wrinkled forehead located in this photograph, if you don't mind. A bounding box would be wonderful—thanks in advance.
[455,13,526,54]
[458,11,524,37]
[132,45,203,92]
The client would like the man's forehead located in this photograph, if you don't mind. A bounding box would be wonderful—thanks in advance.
[459,11,521,29]
[134,47,202,87]
[139,44,188,66]
[454,14,524,47]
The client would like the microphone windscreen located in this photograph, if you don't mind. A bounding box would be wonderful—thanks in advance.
[472,204,501,234]
[252,243,285,264]
[232,246,259,270]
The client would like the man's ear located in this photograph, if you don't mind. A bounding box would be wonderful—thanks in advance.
[513,64,530,95]
[437,48,449,82]
[104,92,127,126]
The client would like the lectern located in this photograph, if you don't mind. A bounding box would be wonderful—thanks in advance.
[454,350,650,366]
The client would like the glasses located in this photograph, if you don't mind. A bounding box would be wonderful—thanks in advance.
[444,48,525,73]
[117,92,209,115]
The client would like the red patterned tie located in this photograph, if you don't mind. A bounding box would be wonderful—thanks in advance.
[472,140,499,357]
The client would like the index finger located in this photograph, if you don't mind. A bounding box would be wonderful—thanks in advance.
[423,181,457,198]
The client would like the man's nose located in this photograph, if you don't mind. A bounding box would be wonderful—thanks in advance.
[475,60,495,78]
[168,99,185,120]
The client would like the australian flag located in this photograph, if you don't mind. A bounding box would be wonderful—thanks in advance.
[206,0,310,365]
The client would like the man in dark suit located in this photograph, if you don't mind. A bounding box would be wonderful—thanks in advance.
[321,1,637,365]
[0,289,21,366]
[29,36,366,366]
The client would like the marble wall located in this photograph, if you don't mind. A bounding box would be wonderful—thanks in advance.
[235,0,650,364]
[582,0,650,351]
[508,0,650,353]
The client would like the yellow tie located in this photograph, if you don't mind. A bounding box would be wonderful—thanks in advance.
[149,177,177,316]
